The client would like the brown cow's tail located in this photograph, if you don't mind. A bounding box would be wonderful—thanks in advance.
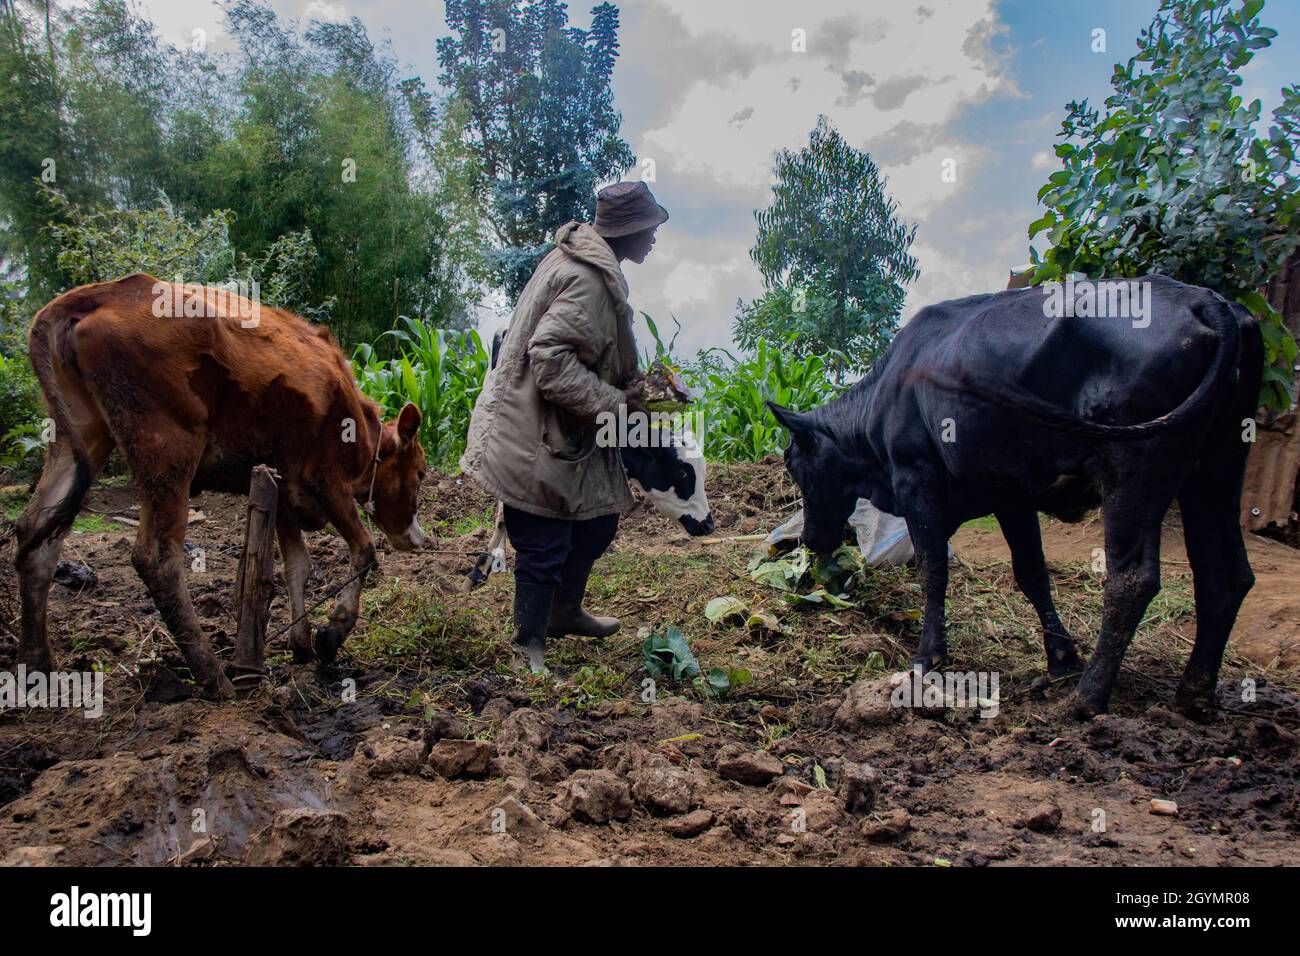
[912,295,1243,442]
[17,297,94,559]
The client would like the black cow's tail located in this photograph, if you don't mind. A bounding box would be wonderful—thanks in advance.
[914,296,1243,442]
[17,292,95,559]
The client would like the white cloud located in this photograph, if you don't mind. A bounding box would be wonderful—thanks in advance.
[303,1,350,25]
[617,0,1017,350]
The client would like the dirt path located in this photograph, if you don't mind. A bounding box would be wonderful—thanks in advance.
[1,465,1297,867]
[954,513,1300,669]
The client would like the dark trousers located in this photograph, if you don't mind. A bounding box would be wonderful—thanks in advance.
[503,505,619,589]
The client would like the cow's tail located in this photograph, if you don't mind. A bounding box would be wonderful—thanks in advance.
[17,293,95,558]
[913,296,1243,442]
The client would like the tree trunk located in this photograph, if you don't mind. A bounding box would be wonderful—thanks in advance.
[232,465,279,689]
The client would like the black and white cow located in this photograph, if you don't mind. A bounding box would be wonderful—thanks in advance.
[770,275,1263,720]
[623,436,714,537]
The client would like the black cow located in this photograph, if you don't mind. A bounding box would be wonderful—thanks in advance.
[770,275,1263,719]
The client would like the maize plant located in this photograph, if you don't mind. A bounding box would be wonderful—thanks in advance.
[353,316,489,468]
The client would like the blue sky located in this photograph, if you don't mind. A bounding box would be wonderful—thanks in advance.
[129,0,1300,353]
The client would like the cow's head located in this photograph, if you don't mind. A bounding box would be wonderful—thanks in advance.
[768,402,857,555]
[624,436,715,536]
[370,402,428,551]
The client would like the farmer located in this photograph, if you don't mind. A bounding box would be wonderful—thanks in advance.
[460,181,669,672]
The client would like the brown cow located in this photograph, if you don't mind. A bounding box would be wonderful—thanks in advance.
[15,273,427,697]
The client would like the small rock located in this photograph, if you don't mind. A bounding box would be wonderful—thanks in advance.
[484,796,547,839]
[477,833,522,865]
[715,744,782,786]
[0,845,65,867]
[497,708,554,754]
[861,808,911,843]
[833,677,902,732]
[630,765,697,816]
[426,738,493,779]
[177,836,215,865]
[647,697,703,740]
[424,710,465,744]
[664,809,714,838]
[798,792,844,833]
[244,809,350,866]
[53,559,97,592]
[365,735,424,777]
[1150,799,1179,817]
[773,776,817,799]
[1025,802,1063,833]
[837,762,880,815]
[791,831,833,857]
[559,770,633,824]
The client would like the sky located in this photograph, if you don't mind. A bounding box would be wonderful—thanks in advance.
[120,0,1300,355]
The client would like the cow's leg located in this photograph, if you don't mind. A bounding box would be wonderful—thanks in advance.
[14,422,114,669]
[132,486,234,698]
[1173,471,1254,719]
[313,492,377,666]
[905,515,952,672]
[275,514,314,664]
[995,507,1083,676]
[1067,498,1166,719]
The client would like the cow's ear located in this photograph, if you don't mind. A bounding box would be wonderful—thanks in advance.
[397,402,422,442]
[767,402,816,443]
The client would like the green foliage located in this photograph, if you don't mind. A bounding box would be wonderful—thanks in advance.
[1029,0,1300,409]
[437,0,635,296]
[748,115,918,379]
[0,351,45,480]
[0,0,489,348]
[749,544,865,609]
[353,317,490,469]
[559,664,625,711]
[41,187,332,320]
[642,626,701,681]
[687,335,844,462]
[0,280,45,480]
[733,284,897,379]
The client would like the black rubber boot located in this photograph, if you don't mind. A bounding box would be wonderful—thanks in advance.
[512,581,556,674]
[547,558,619,639]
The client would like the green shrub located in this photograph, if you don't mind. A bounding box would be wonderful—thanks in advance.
[353,316,489,469]
[0,349,46,482]
[686,335,843,462]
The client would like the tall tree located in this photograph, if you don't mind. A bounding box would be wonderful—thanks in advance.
[1029,0,1300,410]
[743,115,918,379]
[437,0,634,297]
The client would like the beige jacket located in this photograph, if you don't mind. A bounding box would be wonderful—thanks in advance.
[460,222,638,519]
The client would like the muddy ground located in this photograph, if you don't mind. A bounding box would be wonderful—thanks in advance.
[0,463,1298,867]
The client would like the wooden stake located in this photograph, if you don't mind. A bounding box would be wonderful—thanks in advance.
[233,465,278,687]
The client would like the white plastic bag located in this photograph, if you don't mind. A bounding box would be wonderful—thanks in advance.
[765,498,937,566]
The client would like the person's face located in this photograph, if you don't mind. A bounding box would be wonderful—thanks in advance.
[623,225,658,264]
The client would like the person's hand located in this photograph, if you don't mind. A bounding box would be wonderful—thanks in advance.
[622,381,648,417]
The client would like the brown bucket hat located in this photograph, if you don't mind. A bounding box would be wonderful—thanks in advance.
[592,181,669,238]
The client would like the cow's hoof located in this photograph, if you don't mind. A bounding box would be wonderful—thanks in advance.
[910,650,947,674]
[19,647,55,673]
[314,626,345,667]
[203,673,237,701]
[1062,690,1104,721]
[1046,640,1085,677]
[1173,688,1220,723]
